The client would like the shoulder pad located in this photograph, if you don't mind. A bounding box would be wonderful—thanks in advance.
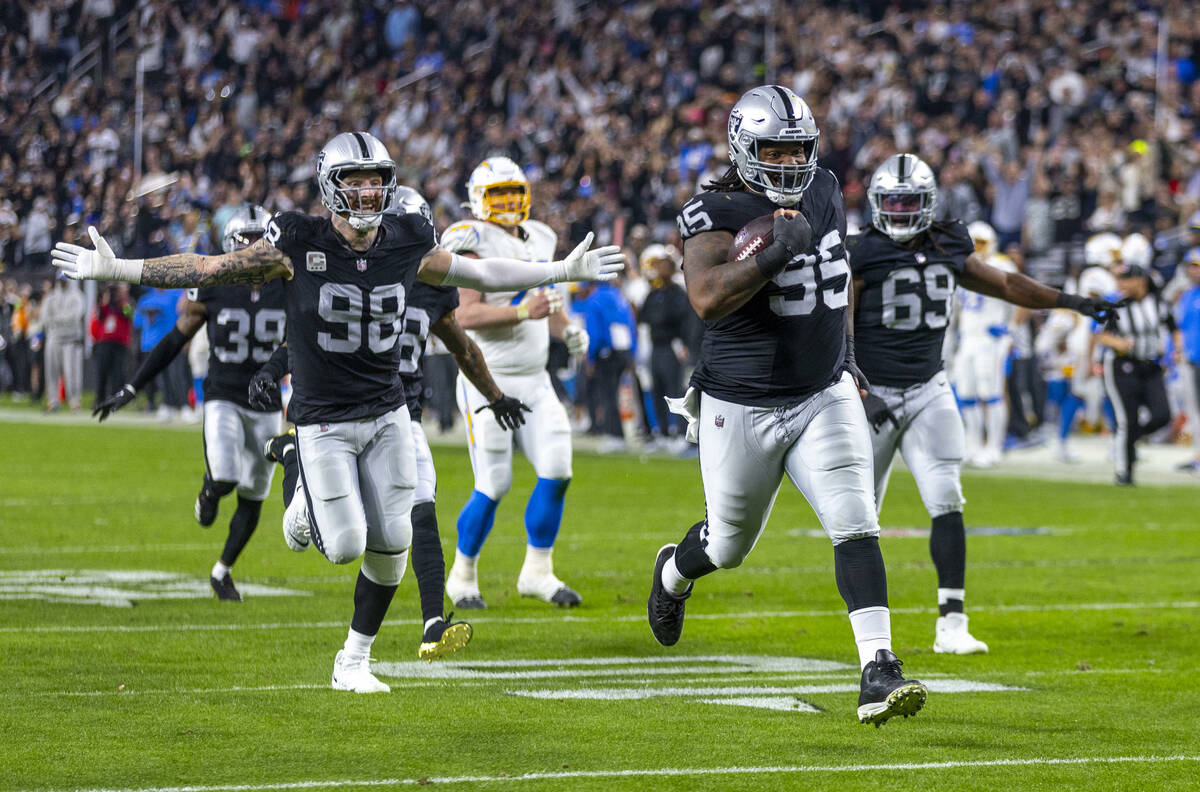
[521,219,557,243]
[440,221,484,254]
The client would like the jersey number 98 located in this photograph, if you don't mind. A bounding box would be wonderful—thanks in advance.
[317,283,406,354]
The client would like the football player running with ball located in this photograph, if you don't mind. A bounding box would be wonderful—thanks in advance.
[848,153,1123,655]
[646,85,924,727]
[440,157,591,610]
[52,132,624,693]
[92,205,284,602]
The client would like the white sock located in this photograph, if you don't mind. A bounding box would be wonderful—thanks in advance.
[848,606,892,669]
[423,616,442,631]
[211,561,231,580]
[450,551,478,584]
[660,552,692,596]
[521,545,554,578]
[985,400,1008,456]
[937,588,965,607]
[343,628,375,659]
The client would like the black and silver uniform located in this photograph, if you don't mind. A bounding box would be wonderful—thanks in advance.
[676,168,849,406]
[849,221,974,388]
[399,280,459,422]
[265,211,436,425]
[188,281,286,411]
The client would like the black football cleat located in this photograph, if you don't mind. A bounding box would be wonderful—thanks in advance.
[194,483,219,528]
[418,614,473,662]
[647,544,691,646]
[210,573,242,602]
[857,649,927,727]
[549,585,583,607]
[264,428,296,464]
[1115,473,1134,486]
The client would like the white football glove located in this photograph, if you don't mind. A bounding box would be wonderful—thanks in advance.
[545,288,564,314]
[552,232,625,283]
[563,324,589,357]
[51,226,144,283]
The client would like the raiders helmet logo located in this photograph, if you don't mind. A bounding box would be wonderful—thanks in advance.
[306,252,326,272]
[729,110,743,136]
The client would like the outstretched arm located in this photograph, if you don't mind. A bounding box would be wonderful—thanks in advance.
[418,232,625,290]
[431,310,530,430]
[959,253,1122,326]
[53,227,292,287]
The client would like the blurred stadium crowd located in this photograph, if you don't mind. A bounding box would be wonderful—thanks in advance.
[2,0,1200,472]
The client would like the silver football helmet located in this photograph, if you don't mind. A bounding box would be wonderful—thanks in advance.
[727,85,819,207]
[316,132,397,230]
[221,204,270,253]
[868,154,939,242]
[387,185,432,223]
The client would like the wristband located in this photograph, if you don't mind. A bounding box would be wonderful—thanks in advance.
[516,303,530,321]
[755,243,792,280]
[1056,292,1085,311]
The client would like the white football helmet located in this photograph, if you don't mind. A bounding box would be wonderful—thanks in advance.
[467,157,530,226]
[868,153,938,242]
[967,221,998,258]
[639,243,680,271]
[1078,266,1117,298]
[221,204,270,253]
[1121,233,1152,268]
[316,132,397,231]
[727,85,819,207]
[388,185,432,223]
[1084,232,1123,268]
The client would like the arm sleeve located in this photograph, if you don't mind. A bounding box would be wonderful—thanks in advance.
[441,252,564,291]
[130,327,189,390]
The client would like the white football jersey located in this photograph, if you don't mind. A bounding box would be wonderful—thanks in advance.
[440,218,559,375]
[956,253,1016,341]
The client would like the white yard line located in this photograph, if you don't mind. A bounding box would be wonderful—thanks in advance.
[0,543,214,556]
[4,600,1196,635]
[52,755,1200,792]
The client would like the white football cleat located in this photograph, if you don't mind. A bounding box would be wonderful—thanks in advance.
[282,496,311,553]
[933,612,989,654]
[517,570,582,607]
[331,650,390,693]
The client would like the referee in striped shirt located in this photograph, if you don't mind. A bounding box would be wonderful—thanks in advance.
[1094,264,1182,485]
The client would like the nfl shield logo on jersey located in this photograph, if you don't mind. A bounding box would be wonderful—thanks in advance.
[714,415,725,428]
[306,252,326,272]
[357,258,368,272]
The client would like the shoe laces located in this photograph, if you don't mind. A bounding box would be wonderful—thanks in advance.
[653,586,687,620]
[877,656,904,678]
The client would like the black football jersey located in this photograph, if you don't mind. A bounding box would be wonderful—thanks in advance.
[265,211,437,425]
[188,281,286,411]
[400,280,459,422]
[675,168,850,406]
[849,221,974,388]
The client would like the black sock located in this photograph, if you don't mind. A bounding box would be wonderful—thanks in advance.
[931,512,966,615]
[674,520,718,579]
[219,496,262,567]
[350,571,398,637]
[409,501,446,625]
[204,475,236,499]
[280,447,299,508]
[833,536,888,611]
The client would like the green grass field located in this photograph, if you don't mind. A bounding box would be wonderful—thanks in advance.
[1,418,1197,791]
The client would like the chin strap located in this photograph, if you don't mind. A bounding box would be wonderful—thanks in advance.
[346,214,382,231]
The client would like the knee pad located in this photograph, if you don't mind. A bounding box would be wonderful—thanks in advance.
[323,530,367,565]
[361,548,409,587]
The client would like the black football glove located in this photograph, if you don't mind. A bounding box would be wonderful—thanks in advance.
[756,211,814,278]
[862,392,900,432]
[247,369,278,411]
[1057,293,1128,332]
[476,395,532,431]
[93,384,136,422]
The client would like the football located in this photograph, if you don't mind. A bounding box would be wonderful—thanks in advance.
[729,214,776,261]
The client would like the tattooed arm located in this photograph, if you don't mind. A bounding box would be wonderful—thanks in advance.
[681,230,761,320]
[52,226,292,287]
[430,309,504,403]
[140,238,293,287]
